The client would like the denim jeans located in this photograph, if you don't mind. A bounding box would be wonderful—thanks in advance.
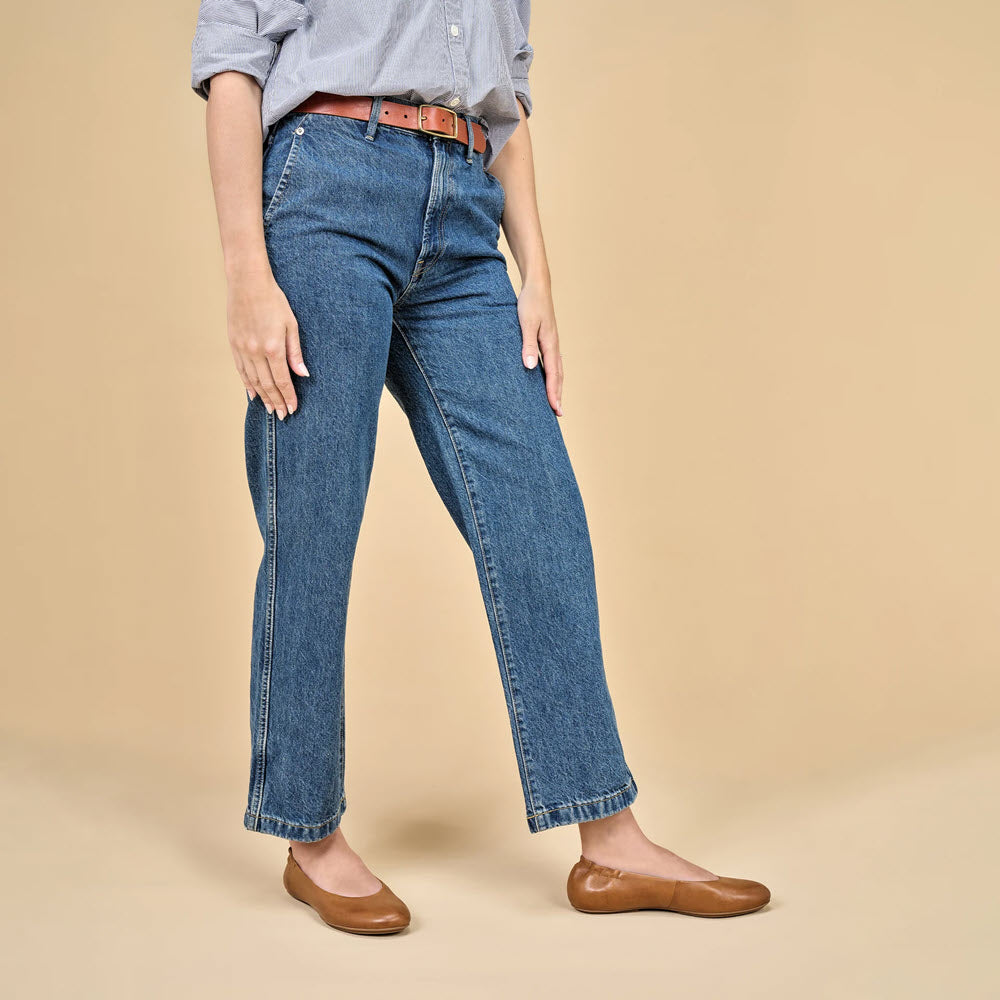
[244,96,637,841]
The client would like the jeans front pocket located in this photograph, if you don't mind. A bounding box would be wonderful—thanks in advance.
[262,115,308,232]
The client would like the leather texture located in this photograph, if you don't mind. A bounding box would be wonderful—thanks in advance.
[292,92,488,153]
[567,855,771,917]
[283,847,410,934]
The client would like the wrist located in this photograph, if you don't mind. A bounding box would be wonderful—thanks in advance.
[224,250,273,283]
[520,263,551,291]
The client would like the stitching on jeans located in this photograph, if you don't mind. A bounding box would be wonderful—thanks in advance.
[250,409,278,824]
[337,676,346,800]
[390,316,540,818]
[435,149,452,267]
[396,141,451,303]
[262,113,308,230]
[527,776,636,821]
[250,796,346,830]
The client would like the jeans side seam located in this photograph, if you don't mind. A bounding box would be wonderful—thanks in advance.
[337,673,346,797]
[249,409,278,825]
[391,316,540,818]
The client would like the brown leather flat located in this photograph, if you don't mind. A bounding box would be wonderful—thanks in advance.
[567,855,770,917]
[283,847,411,934]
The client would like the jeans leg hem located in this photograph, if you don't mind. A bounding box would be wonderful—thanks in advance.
[243,799,346,842]
[526,775,638,833]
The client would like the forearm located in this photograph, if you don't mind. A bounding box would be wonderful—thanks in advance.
[488,99,550,289]
[487,98,563,414]
[201,70,305,419]
[204,71,271,280]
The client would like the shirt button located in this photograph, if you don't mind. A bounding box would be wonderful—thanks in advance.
[450,24,459,36]
[449,97,460,107]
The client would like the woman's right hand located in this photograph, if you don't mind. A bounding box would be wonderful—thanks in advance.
[227,270,309,419]
[202,71,309,419]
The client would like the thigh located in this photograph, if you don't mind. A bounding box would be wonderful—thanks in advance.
[387,251,593,577]
[389,252,568,485]
[387,256,628,817]
[247,116,412,546]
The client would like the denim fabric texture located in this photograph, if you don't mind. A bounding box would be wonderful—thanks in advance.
[244,97,637,840]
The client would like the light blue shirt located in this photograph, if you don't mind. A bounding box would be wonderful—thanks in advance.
[190,0,533,168]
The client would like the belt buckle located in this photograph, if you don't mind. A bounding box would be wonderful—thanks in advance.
[418,104,459,140]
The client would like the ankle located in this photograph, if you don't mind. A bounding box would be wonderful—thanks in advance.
[577,807,649,856]
[290,828,348,861]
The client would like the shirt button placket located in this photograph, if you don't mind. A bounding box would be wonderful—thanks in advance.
[443,0,469,110]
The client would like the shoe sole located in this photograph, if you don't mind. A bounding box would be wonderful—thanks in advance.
[570,902,768,918]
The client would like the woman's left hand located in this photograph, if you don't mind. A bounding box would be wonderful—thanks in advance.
[517,278,563,416]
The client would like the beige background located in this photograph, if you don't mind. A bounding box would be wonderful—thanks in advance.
[2,0,998,996]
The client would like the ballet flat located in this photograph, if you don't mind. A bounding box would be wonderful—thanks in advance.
[283,846,410,934]
[567,855,770,917]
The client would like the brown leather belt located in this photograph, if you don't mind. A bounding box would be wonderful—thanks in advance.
[291,93,487,154]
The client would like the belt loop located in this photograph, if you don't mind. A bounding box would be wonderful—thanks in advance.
[462,113,474,163]
[365,96,384,141]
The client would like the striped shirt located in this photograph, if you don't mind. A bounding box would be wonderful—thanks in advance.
[189,0,533,169]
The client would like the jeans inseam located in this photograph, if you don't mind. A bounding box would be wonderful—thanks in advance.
[248,408,278,827]
[390,316,541,819]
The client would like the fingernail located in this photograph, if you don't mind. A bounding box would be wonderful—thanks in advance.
[265,403,273,414]
[302,365,310,377]
[525,355,537,369]
[277,410,286,421]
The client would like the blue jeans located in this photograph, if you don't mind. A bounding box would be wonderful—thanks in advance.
[245,96,637,841]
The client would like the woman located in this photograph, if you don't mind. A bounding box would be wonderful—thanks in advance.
[189,0,770,934]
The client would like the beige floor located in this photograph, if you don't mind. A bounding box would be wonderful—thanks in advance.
[5,727,997,999]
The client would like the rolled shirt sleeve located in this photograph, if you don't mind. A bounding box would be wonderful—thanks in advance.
[511,0,533,116]
[190,0,309,99]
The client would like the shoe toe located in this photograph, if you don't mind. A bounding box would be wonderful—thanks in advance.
[707,876,771,914]
[727,877,770,910]
[369,889,410,932]
[671,874,771,916]
[368,910,409,932]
